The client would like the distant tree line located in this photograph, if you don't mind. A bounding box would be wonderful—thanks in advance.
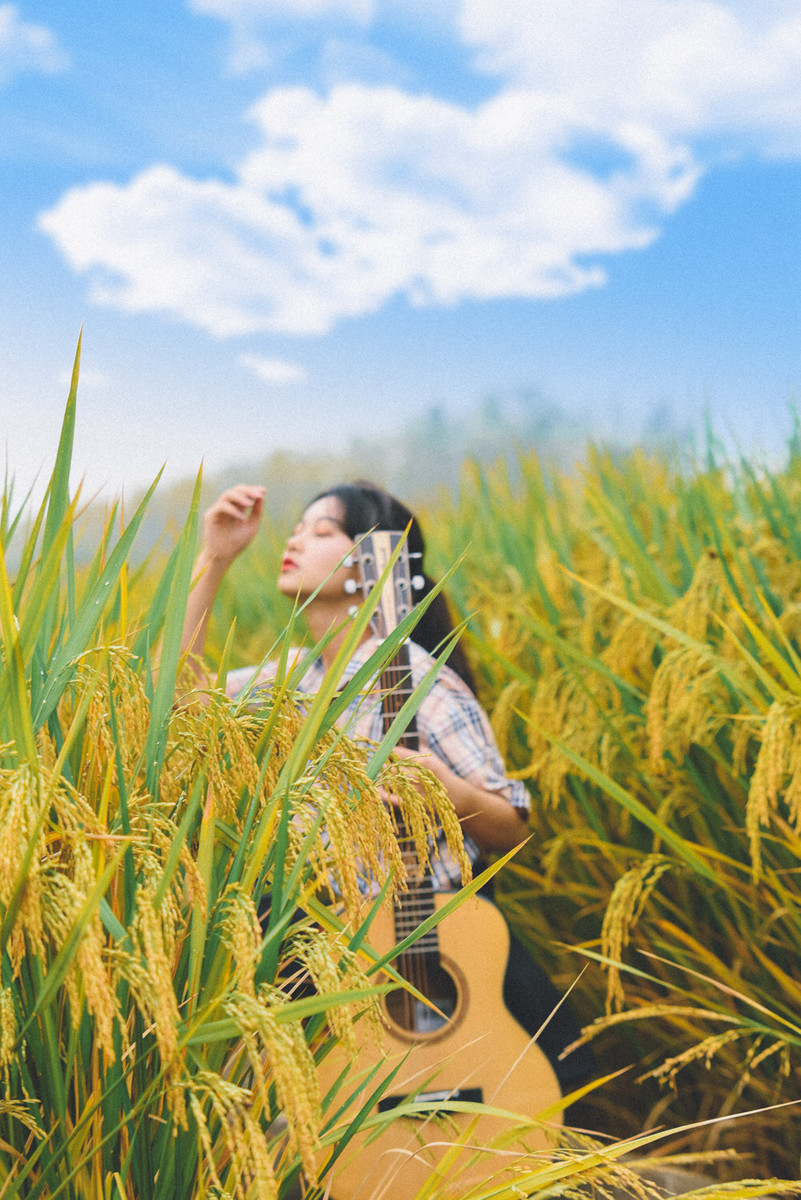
[31,390,698,566]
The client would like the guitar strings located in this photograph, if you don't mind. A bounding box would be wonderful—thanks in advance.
[379,649,437,1031]
[362,533,440,1034]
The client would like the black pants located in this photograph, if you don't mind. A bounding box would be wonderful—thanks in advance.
[501,930,595,1091]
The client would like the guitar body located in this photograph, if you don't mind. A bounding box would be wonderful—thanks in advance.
[319,890,562,1200]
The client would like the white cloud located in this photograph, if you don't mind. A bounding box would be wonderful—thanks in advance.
[40,84,703,336]
[38,2,801,339]
[190,0,373,20]
[459,0,801,152]
[240,354,307,383]
[0,3,68,85]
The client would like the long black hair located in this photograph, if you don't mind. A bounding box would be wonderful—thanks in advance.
[311,481,476,692]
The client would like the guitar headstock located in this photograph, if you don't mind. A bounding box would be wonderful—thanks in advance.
[347,530,424,639]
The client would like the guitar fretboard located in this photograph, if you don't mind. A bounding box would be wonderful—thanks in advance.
[380,645,444,977]
[393,877,440,948]
[379,657,416,744]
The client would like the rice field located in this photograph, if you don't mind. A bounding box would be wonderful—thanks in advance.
[207,435,801,1175]
[2,347,801,1195]
[431,443,801,1174]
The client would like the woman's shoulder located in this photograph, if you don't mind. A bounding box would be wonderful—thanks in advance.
[406,638,475,698]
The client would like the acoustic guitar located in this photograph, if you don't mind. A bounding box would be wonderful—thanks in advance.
[319,531,562,1200]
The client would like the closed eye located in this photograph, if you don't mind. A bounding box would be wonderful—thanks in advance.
[313,519,345,536]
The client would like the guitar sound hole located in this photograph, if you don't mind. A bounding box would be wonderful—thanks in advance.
[384,961,459,1034]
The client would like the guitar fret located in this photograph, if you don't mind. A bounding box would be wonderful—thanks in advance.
[397,940,440,956]
[396,882,437,898]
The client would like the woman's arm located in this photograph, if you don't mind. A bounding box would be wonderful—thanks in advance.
[393,744,529,855]
[180,485,266,682]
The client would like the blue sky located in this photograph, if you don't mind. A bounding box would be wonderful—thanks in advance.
[2,0,800,499]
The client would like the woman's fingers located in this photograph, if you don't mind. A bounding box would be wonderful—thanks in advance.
[392,745,423,763]
[378,784,402,808]
[209,485,266,521]
[393,742,448,785]
[202,485,267,562]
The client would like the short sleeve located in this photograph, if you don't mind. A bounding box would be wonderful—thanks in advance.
[413,653,530,818]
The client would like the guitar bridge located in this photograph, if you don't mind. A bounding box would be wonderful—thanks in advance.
[378,1087,483,1116]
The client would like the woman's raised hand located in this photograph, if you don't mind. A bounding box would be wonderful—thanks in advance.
[201,485,266,567]
[178,485,266,690]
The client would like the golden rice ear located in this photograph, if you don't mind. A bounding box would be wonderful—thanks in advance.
[378,752,472,886]
[747,698,801,878]
[645,644,733,773]
[600,855,673,1013]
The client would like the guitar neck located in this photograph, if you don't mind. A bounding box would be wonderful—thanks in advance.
[352,529,438,940]
[378,643,419,753]
[376,641,442,965]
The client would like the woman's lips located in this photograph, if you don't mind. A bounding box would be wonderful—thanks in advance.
[281,556,297,571]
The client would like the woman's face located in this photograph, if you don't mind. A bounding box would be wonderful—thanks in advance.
[277,495,357,601]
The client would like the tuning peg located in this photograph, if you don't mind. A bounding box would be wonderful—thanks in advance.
[343,554,355,567]
[347,605,359,617]
[411,575,425,591]
[408,552,423,560]
[344,578,361,594]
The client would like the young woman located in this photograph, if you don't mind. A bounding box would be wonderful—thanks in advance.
[181,480,594,1092]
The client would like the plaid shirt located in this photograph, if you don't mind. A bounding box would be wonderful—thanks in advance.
[227,637,530,889]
